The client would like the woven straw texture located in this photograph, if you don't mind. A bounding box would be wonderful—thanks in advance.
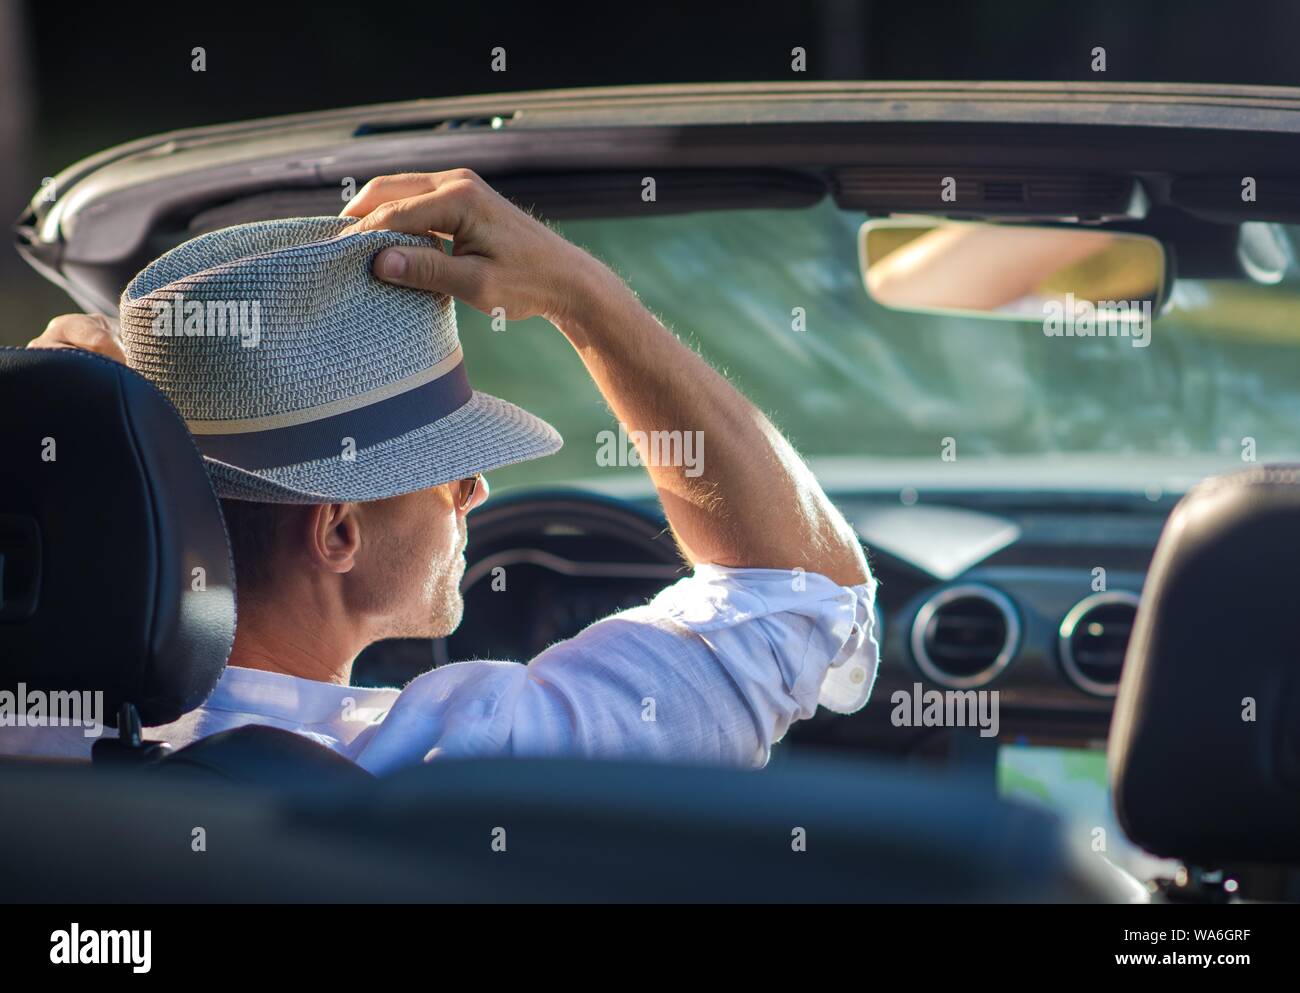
[118,217,561,502]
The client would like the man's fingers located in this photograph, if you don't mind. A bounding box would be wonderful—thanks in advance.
[28,314,127,363]
[341,173,438,218]
[345,187,476,242]
[373,246,485,304]
[340,169,482,219]
[49,313,112,347]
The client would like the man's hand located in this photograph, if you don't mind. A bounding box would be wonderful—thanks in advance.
[341,170,607,326]
[347,170,870,586]
[27,314,127,363]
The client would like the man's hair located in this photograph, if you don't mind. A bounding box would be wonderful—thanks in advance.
[219,498,298,594]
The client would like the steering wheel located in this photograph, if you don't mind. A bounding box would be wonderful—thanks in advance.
[353,491,684,686]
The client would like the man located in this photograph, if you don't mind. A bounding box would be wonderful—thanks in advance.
[11,170,878,773]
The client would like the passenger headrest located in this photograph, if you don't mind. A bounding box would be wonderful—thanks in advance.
[1110,465,1300,865]
[0,347,234,727]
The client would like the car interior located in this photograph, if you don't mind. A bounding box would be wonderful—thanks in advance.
[3,82,1300,902]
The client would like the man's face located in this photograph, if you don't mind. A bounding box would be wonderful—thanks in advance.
[352,478,489,641]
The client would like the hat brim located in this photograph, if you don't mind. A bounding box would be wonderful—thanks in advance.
[204,390,562,503]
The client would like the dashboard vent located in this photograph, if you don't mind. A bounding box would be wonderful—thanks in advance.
[910,585,1020,689]
[1059,592,1140,697]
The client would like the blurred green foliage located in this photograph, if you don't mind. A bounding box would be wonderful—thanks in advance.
[462,203,1300,489]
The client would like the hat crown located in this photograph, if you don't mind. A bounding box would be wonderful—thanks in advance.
[119,217,457,423]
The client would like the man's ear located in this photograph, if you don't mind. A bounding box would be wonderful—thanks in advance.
[305,502,363,574]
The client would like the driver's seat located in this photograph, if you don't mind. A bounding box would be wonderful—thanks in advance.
[0,345,366,784]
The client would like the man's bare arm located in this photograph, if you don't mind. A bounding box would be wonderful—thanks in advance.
[344,171,867,586]
[551,264,866,584]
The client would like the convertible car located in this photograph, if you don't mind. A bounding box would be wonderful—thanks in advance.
[1,82,1298,904]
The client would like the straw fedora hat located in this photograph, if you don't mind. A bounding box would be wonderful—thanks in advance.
[118,216,562,503]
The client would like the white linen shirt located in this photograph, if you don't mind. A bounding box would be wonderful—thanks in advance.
[0,565,879,773]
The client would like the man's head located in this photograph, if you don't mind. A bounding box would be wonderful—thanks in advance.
[220,475,489,653]
[105,215,559,680]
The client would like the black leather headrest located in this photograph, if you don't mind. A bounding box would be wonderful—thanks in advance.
[0,347,234,727]
[1110,465,1300,865]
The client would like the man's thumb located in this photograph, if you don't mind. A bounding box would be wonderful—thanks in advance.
[373,246,478,300]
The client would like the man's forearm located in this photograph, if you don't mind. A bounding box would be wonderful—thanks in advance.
[336,168,863,586]
[554,262,868,587]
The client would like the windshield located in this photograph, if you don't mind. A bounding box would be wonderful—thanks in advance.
[458,200,1300,490]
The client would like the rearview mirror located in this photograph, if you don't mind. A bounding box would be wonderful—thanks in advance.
[859,219,1167,322]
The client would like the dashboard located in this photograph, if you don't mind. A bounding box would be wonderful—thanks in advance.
[353,486,1175,757]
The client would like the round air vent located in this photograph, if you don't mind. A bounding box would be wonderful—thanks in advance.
[1058,591,1140,697]
[910,584,1020,689]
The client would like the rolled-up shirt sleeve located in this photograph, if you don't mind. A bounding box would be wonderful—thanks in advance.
[506,564,880,767]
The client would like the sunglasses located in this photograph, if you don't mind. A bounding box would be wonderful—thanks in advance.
[453,473,482,512]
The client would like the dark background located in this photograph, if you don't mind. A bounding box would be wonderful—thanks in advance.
[4,0,1300,327]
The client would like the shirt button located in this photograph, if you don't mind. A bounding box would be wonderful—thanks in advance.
[849,667,866,684]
